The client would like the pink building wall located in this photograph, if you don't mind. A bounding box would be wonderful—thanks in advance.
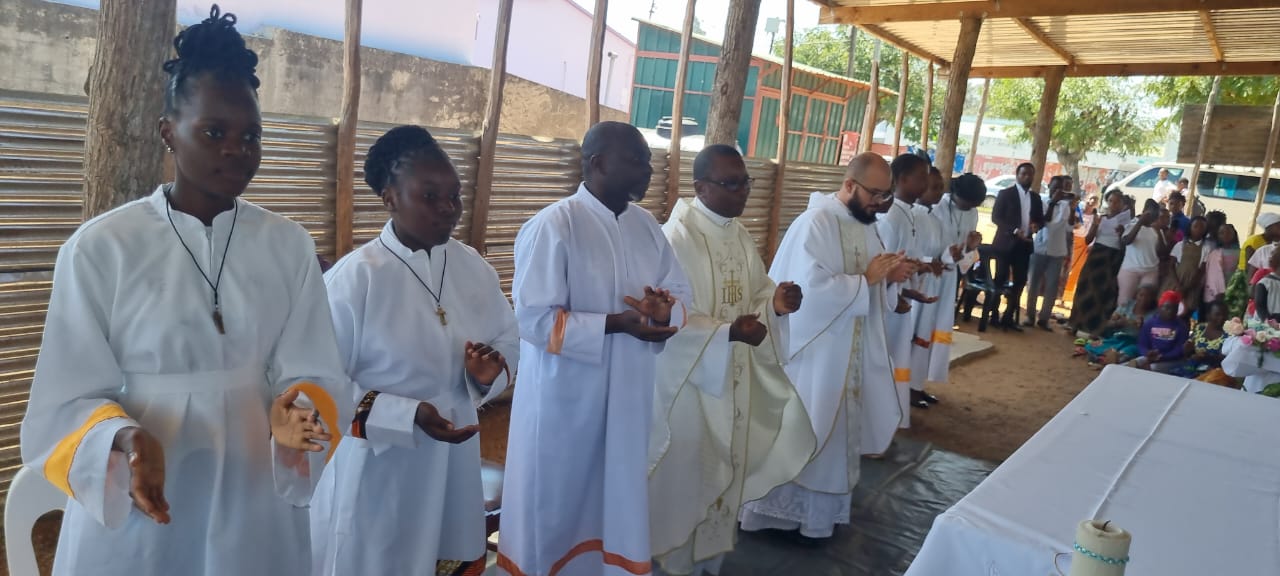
[473,0,635,112]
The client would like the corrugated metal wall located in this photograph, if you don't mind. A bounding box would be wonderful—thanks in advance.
[484,135,583,295]
[779,162,848,238]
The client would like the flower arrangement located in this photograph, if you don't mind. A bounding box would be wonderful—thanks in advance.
[1224,317,1280,396]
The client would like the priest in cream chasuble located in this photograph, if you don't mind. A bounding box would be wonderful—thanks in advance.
[649,146,814,575]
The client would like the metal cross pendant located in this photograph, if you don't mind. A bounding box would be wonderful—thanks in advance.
[436,306,448,326]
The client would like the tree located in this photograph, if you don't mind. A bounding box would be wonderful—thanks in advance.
[987,77,1161,182]
[771,26,972,146]
[84,0,177,218]
[706,0,762,146]
[1143,76,1280,131]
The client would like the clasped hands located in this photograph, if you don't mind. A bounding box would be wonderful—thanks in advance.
[730,282,803,346]
[607,286,678,343]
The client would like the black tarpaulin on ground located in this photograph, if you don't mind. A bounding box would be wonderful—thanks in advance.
[717,437,995,576]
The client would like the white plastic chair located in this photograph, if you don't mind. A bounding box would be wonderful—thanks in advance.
[5,467,66,576]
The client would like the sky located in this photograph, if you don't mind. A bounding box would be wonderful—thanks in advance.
[53,0,826,63]
[567,0,823,54]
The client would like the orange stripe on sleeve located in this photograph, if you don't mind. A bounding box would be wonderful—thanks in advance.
[547,308,568,355]
[44,403,130,498]
[285,382,344,463]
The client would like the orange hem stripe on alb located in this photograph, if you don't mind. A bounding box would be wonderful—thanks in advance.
[44,403,130,498]
[932,330,954,345]
[497,539,652,576]
[893,367,911,382]
[285,382,343,463]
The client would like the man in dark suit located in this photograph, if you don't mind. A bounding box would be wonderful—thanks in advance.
[991,162,1046,331]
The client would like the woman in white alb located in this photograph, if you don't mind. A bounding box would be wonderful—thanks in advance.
[311,125,518,576]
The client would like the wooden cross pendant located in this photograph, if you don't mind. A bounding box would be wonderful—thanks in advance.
[436,306,448,326]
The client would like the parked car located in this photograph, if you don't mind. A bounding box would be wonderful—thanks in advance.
[1108,162,1274,224]
[982,174,1051,208]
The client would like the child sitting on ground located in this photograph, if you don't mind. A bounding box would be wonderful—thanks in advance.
[1133,291,1190,370]
[1081,284,1158,367]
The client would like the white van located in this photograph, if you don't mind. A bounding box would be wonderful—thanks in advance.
[1110,162,1277,231]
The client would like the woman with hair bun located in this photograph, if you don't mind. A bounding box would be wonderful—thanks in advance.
[19,6,352,575]
[310,125,518,576]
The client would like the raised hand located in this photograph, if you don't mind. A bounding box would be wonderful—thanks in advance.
[929,260,945,276]
[903,288,939,304]
[865,252,903,285]
[773,281,803,315]
[888,257,916,284]
[415,402,480,444]
[624,286,675,326]
[113,426,170,524]
[465,341,506,388]
[610,309,679,342]
[949,244,964,263]
[270,388,332,453]
[730,314,768,346]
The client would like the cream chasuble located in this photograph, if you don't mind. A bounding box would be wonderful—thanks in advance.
[908,203,945,393]
[739,192,901,539]
[21,186,352,576]
[926,195,979,384]
[499,184,692,576]
[311,221,519,575]
[648,199,815,575]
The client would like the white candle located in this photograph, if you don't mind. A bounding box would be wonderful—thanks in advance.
[1068,520,1131,576]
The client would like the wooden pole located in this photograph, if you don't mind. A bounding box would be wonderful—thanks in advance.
[469,0,515,254]
[766,0,795,264]
[1249,89,1280,236]
[83,0,176,219]
[586,0,609,131]
[706,0,763,147]
[934,18,982,187]
[664,0,699,220]
[334,0,362,257]
[921,63,934,155]
[892,53,910,155]
[1188,75,1223,210]
[965,78,991,173]
[845,25,858,78]
[859,40,881,153]
[1029,67,1065,192]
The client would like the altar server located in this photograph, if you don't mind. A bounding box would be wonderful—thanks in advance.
[878,154,935,416]
[20,7,351,575]
[499,122,693,576]
[311,126,518,576]
[924,174,984,387]
[649,145,815,575]
[739,153,909,539]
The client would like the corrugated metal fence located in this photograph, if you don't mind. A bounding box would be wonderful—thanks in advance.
[0,88,847,504]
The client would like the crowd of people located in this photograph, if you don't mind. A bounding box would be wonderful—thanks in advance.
[983,158,1278,386]
[19,7,995,576]
[24,5,1280,576]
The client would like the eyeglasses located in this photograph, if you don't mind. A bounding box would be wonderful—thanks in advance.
[851,177,893,200]
[699,177,754,192]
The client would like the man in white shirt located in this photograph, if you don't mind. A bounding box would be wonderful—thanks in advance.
[1026,176,1074,330]
[1152,168,1177,206]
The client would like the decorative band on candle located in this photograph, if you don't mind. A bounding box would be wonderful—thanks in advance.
[1072,542,1131,566]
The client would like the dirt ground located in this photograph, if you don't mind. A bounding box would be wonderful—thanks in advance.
[10,309,1096,576]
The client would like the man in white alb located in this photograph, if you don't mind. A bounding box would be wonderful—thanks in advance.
[649,145,815,575]
[739,152,909,540]
[499,121,693,576]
